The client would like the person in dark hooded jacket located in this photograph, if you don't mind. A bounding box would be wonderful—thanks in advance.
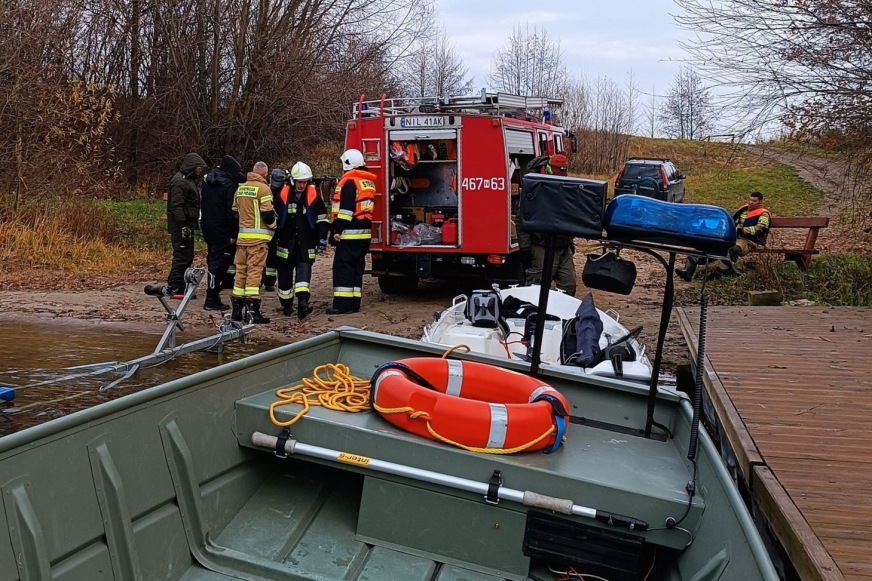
[200,155,246,310]
[164,152,206,295]
[261,168,285,293]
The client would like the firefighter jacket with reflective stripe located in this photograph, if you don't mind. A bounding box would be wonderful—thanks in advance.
[733,204,771,245]
[275,184,329,262]
[331,169,376,239]
[232,173,276,246]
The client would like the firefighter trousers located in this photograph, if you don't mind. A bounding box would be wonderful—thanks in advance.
[680,238,756,278]
[526,245,577,297]
[332,239,369,312]
[262,237,278,290]
[232,243,268,300]
[168,229,195,293]
[205,241,235,300]
[277,259,313,309]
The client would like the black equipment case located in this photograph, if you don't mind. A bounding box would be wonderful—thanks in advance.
[518,174,607,240]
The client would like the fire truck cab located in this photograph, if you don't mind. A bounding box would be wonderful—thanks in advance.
[344,92,573,293]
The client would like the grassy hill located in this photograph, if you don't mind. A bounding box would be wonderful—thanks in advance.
[622,138,825,215]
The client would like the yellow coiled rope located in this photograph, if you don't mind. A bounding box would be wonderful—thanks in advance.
[267,345,559,454]
[269,363,371,428]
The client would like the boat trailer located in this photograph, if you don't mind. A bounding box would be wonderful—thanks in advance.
[0,268,255,401]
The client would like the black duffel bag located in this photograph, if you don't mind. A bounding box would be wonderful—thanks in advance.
[582,251,637,295]
[518,174,607,240]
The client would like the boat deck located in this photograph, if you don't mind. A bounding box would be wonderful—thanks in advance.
[678,306,872,581]
[235,386,703,551]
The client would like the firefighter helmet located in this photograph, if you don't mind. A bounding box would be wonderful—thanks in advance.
[340,148,365,171]
[290,161,313,181]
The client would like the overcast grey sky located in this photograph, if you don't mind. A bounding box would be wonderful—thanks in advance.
[437,0,688,99]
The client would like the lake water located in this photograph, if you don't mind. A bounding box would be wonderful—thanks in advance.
[0,321,285,436]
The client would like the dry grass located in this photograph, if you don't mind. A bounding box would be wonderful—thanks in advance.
[0,198,167,289]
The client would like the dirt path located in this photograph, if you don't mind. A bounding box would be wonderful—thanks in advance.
[3,146,864,378]
[747,145,872,253]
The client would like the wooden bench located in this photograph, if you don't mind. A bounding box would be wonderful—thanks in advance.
[749,216,829,269]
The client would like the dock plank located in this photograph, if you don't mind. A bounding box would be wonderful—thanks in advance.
[679,307,872,581]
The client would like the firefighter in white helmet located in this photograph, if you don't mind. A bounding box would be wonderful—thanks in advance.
[273,161,330,319]
[327,148,376,314]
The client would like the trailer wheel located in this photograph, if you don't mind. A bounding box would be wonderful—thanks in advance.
[377,275,419,295]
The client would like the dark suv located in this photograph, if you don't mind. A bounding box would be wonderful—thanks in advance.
[614,158,685,203]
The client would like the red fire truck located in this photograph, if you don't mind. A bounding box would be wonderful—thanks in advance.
[344,92,574,293]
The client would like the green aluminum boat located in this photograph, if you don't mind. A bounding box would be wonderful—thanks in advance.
[0,328,777,581]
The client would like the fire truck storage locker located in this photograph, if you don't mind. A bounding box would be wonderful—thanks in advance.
[387,128,458,248]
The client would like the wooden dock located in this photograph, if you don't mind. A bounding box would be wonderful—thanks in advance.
[677,306,872,581]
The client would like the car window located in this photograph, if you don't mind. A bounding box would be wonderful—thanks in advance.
[621,165,661,180]
[554,134,563,154]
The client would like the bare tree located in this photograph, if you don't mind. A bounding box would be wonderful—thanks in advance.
[643,86,661,139]
[661,66,714,140]
[0,0,435,197]
[561,74,634,175]
[674,0,872,139]
[488,24,567,97]
[399,27,474,98]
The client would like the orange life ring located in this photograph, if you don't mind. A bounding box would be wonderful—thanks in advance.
[371,358,569,453]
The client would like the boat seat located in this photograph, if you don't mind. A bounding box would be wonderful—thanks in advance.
[234,376,704,552]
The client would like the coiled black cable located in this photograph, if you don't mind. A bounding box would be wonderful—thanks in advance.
[687,258,710,460]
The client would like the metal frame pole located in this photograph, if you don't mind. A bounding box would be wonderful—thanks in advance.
[530,235,557,377]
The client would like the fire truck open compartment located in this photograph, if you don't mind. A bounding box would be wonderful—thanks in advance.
[345,92,571,293]
[387,129,459,249]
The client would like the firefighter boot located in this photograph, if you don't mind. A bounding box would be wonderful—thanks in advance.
[203,279,230,311]
[297,298,313,320]
[674,256,699,282]
[247,299,271,324]
[230,296,244,322]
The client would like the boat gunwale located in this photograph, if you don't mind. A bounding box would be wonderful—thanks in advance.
[680,397,780,580]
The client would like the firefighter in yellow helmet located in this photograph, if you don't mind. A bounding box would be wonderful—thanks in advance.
[327,148,376,314]
[274,161,330,320]
[231,161,277,324]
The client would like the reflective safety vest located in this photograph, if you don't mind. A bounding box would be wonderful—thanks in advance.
[734,204,771,245]
[234,180,276,244]
[280,184,327,225]
[331,169,376,225]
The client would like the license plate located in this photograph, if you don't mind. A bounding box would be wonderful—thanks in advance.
[398,116,446,128]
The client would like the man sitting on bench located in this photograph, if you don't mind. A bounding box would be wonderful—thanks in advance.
[676,191,771,281]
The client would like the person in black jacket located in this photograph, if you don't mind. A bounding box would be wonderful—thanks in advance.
[201,155,246,310]
[262,169,285,293]
[275,161,330,319]
[164,152,206,295]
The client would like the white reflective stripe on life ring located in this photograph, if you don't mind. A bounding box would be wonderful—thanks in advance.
[374,370,403,401]
[487,404,509,448]
[528,385,560,404]
[446,359,463,397]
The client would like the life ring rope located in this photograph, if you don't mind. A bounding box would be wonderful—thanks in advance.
[269,363,371,428]
[268,345,470,427]
[268,348,567,455]
[371,401,559,454]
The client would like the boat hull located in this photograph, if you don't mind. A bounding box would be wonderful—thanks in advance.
[0,329,778,581]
